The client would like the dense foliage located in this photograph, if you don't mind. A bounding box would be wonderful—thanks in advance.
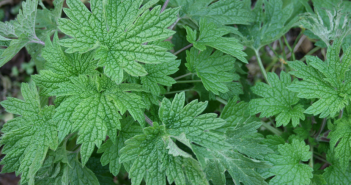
[1,0,351,184]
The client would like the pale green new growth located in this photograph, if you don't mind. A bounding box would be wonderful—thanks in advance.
[300,2,351,47]
[185,18,248,63]
[0,83,58,184]
[0,0,42,67]
[288,44,351,118]
[59,0,178,83]
[192,145,268,185]
[266,139,313,185]
[249,71,305,127]
[185,47,236,95]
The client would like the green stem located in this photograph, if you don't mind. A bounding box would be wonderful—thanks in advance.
[215,97,228,105]
[291,29,305,60]
[267,44,280,58]
[174,44,193,55]
[176,80,202,84]
[301,47,321,61]
[261,122,282,136]
[144,114,153,126]
[161,0,170,12]
[174,73,193,80]
[313,153,330,164]
[254,49,270,85]
[279,38,287,60]
[283,35,293,56]
[309,147,314,168]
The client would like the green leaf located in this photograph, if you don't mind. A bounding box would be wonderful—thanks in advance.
[192,145,268,185]
[323,152,351,185]
[141,59,180,95]
[97,117,143,176]
[120,122,207,185]
[288,45,351,118]
[65,153,100,185]
[0,37,29,67]
[59,0,178,83]
[328,116,351,170]
[219,97,273,159]
[159,92,229,150]
[50,75,147,165]
[185,47,237,95]
[169,0,253,25]
[300,1,351,47]
[266,139,313,185]
[86,157,115,185]
[32,33,97,96]
[249,71,305,127]
[238,0,298,50]
[0,82,58,184]
[0,0,43,67]
[185,18,248,63]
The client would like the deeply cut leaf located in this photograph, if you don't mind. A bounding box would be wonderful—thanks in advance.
[59,0,178,83]
[250,71,305,127]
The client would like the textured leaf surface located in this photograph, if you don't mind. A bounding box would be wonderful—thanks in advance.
[328,117,351,170]
[192,145,268,185]
[300,1,351,47]
[0,0,41,67]
[120,122,207,185]
[0,83,58,184]
[159,92,229,150]
[288,45,351,118]
[50,75,147,165]
[238,0,297,49]
[323,153,351,185]
[249,71,305,127]
[218,97,273,160]
[32,33,97,95]
[97,117,143,176]
[169,0,253,25]
[266,139,313,185]
[185,18,247,63]
[141,59,180,95]
[185,47,236,95]
[59,0,178,83]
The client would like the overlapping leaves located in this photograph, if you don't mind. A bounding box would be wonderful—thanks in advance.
[0,83,58,184]
[249,71,305,127]
[50,75,147,165]
[59,0,178,83]
[288,44,351,118]
[0,0,41,67]
[118,92,228,185]
[33,33,97,95]
[238,0,298,50]
[185,18,248,63]
[168,0,253,25]
[265,139,313,185]
[185,47,237,95]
